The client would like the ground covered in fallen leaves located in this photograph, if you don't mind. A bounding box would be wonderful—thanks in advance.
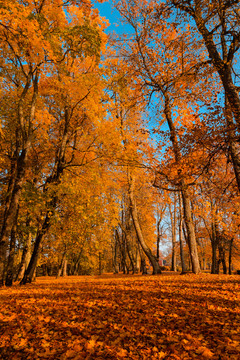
[0,273,240,360]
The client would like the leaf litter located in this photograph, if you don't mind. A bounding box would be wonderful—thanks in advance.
[0,273,239,359]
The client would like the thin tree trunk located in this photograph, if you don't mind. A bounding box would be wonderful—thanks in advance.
[225,86,240,192]
[119,220,135,274]
[57,251,66,278]
[5,209,19,286]
[98,252,102,275]
[112,234,118,274]
[192,6,240,132]
[128,172,161,274]
[126,240,135,274]
[115,228,127,273]
[163,93,200,274]
[179,193,187,273]
[156,218,161,262]
[181,186,200,274]
[62,259,67,277]
[218,238,227,274]
[169,194,177,272]
[228,238,234,275]
[16,231,32,282]
[21,211,52,284]
[140,250,147,275]
[211,217,219,274]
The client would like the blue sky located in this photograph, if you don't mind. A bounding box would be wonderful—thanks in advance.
[93,1,132,34]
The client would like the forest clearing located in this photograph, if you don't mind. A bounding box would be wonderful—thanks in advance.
[1,0,240,358]
[0,273,239,360]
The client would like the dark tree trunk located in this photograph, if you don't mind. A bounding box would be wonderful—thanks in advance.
[225,97,240,192]
[228,238,234,275]
[0,73,38,286]
[98,252,102,275]
[115,228,128,274]
[5,209,18,287]
[218,239,227,274]
[21,211,52,284]
[112,235,118,274]
[0,148,30,285]
[169,194,177,272]
[179,194,187,273]
[171,1,240,132]
[16,220,32,282]
[211,220,219,274]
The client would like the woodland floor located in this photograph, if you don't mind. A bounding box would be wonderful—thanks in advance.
[0,273,240,360]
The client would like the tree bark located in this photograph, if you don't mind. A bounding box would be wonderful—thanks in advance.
[164,94,200,273]
[62,259,67,277]
[169,194,177,272]
[115,228,128,274]
[156,218,161,262]
[16,231,32,282]
[57,250,66,278]
[228,238,234,275]
[225,96,240,192]
[5,209,18,287]
[112,234,118,274]
[21,211,52,284]
[0,72,38,286]
[0,148,31,285]
[179,193,187,273]
[171,0,240,131]
[128,172,161,274]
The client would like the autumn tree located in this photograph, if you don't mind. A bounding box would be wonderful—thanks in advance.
[108,65,162,274]
[0,0,108,285]
[0,0,56,285]
[166,0,240,190]
[114,0,215,273]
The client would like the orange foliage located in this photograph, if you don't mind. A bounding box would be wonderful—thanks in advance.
[0,274,240,359]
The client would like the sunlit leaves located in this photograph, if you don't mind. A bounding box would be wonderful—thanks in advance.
[0,274,240,359]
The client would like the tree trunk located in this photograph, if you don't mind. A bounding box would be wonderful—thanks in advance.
[163,94,200,274]
[218,238,227,274]
[228,238,234,275]
[57,251,66,278]
[181,186,200,274]
[171,1,240,132]
[210,218,219,274]
[179,193,187,273]
[192,7,240,132]
[169,194,177,272]
[62,259,67,277]
[112,234,119,274]
[0,73,38,286]
[21,211,52,284]
[5,210,18,286]
[225,96,240,192]
[156,219,161,262]
[0,148,30,285]
[115,227,128,274]
[16,221,32,282]
[140,250,147,275]
[98,252,102,275]
[126,240,135,274]
[128,172,161,274]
